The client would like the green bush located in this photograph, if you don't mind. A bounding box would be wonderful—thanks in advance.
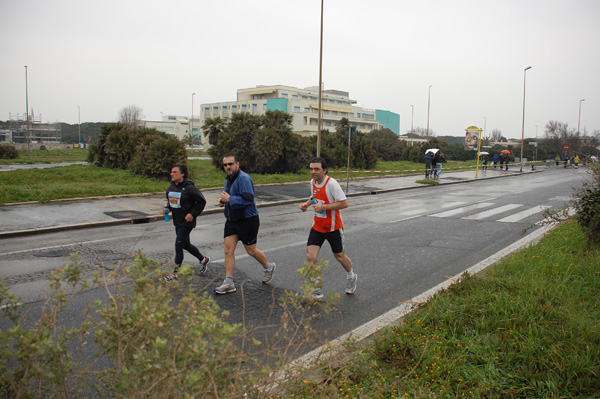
[573,162,600,247]
[369,128,406,161]
[130,134,187,179]
[88,123,186,179]
[0,252,338,398]
[0,145,19,159]
[209,110,312,174]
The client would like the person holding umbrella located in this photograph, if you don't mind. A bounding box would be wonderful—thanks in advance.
[492,153,500,169]
[424,151,435,178]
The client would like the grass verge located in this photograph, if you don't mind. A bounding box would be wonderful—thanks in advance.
[0,159,480,204]
[283,221,600,398]
[0,148,89,164]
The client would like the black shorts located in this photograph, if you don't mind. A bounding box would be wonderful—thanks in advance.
[224,215,260,246]
[307,228,345,254]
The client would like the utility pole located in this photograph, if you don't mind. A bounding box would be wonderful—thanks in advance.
[25,65,30,157]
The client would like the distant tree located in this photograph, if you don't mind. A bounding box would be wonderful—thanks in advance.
[88,123,185,179]
[368,128,405,161]
[181,133,202,148]
[119,105,144,131]
[201,117,226,146]
[310,121,377,169]
[490,129,503,142]
[208,111,311,174]
[252,110,311,174]
[545,121,578,156]
[411,126,436,137]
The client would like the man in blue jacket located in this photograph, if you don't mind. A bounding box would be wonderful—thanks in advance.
[215,153,276,294]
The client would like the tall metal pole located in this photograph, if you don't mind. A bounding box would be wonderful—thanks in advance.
[520,66,532,172]
[426,85,432,137]
[410,104,414,146]
[25,65,30,157]
[78,105,81,146]
[483,116,486,141]
[316,0,324,157]
[191,93,196,141]
[577,99,585,135]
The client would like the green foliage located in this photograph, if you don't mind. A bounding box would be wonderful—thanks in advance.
[283,221,600,398]
[88,123,186,179]
[201,117,226,146]
[310,129,377,170]
[0,254,96,398]
[572,162,600,247]
[368,128,406,161]
[0,249,341,398]
[130,133,187,179]
[0,144,19,159]
[209,111,312,174]
[93,255,245,398]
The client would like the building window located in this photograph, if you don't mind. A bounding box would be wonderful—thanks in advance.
[294,106,300,112]
[282,93,288,97]
[325,121,331,126]
[302,96,308,100]
[304,107,310,113]
[292,94,298,99]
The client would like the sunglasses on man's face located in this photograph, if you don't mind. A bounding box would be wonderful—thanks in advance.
[223,162,235,167]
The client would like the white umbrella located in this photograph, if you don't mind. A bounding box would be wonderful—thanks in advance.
[425,148,439,154]
[479,151,489,155]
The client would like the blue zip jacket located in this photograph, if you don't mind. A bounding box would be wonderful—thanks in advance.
[223,170,259,222]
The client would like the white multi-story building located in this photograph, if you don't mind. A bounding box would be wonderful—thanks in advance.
[142,115,191,140]
[200,85,400,138]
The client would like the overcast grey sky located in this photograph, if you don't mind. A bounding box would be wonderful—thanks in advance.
[1,0,599,139]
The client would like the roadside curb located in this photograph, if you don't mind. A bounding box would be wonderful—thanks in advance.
[0,169,542,239]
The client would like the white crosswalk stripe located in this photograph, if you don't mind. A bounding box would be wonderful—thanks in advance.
[497,205,550,223]
[430,202,495,218]
[400,201,467,216]
[424,202,550,223]
[462,204,523,220]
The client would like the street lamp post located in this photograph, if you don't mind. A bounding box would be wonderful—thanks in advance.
[316,0,324,157]
[25,65,30,157]
[77,106,81,146]
[410,104,414,146]
[520,66,532,172]
[191,93,196,143]
[426,85,432,137]
[577,99,585,135]
[483,116,487,142]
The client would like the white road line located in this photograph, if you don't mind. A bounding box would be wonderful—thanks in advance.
[497,205,550,223]
[462,203,522,220]
[430,202,494,218]
[0,233,149,257]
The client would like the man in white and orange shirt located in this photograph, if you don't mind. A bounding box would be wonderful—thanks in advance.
[299,157,357,299]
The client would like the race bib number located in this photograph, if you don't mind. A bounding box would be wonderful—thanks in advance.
[168,192,182,208]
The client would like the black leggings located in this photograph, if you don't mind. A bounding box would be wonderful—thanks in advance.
[174,226,204,266]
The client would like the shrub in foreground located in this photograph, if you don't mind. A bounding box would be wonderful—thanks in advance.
[0,252,338,398]
[0,145,19,159]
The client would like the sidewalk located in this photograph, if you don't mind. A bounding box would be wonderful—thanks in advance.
[0,167,540,238]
